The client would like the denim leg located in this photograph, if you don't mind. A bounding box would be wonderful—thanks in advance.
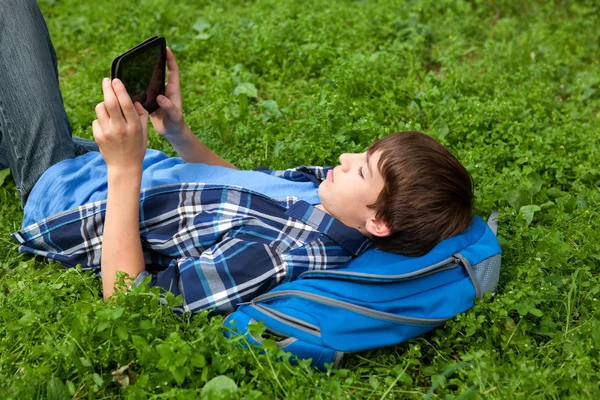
[0,136,99,171]
[73,136,100,155]
[0,0,78,207]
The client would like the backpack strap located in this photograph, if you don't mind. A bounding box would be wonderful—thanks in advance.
[456,213,502,299]
[487,212,499,236]
[454,253,481,299]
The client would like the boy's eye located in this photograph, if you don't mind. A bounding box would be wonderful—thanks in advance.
[358,166,364,178]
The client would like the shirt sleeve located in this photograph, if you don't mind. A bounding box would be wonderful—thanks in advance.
[133,237,285,314]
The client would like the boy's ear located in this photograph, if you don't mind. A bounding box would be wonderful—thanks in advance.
[365,217,391,237]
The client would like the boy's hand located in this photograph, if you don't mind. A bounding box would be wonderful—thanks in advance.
[92,78,149,172]
[150,47,186,139]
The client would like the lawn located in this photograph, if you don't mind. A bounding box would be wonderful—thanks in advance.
[1,0,599,398]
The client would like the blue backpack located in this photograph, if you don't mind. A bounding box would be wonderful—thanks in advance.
[224,214,502,370]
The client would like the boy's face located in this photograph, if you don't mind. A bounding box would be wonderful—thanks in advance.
[317,151,387,235]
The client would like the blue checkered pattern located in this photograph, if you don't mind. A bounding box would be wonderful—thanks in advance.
[11,166,372,313]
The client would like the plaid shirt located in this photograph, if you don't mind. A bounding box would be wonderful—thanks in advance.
[11,166,372,314]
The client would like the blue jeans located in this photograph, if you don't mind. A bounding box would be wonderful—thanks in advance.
[0,0,99,207]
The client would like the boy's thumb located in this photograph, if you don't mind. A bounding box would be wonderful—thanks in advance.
[157,95,169,108]
[157,95,178,117]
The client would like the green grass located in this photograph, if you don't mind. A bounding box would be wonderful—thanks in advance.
[1,0,599,398]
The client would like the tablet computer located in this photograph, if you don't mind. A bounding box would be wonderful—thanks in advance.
[110,36,166,114]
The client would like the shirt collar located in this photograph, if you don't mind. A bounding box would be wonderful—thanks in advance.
[284,201,372,255]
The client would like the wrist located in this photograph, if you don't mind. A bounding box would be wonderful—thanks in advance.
[164,124,193,144]
[107,166,143,181]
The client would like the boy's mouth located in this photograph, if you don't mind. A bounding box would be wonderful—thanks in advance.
[328,170,334,182]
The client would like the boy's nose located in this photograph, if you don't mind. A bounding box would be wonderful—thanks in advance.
[339,153,350,172]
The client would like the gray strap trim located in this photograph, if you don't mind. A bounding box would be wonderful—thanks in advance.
[255,304,321,333]
[298,256,458,281]
[333,352,345,369]
[487,212,499,236]
[254,304,321,332]
[454,253,482,299]
[250,304,321,336]
[253,290,450,326]
[276,337,297,350]
[132,270,150,287]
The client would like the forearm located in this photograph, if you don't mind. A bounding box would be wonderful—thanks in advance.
[166,125,236,168]
[101,167,145,298]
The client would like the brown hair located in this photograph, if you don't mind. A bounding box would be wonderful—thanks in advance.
[367,131,473,256]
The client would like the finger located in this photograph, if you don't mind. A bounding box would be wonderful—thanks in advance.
[95,102,110,132]
[112,79,138,123]
[135,102,149,144]
[92,119,104,143]
[133,101,149,120]
[156,95,181,122]
[135,102,149,137]
[101,78,125,124]
[165,47,180,88]
[165,48,181,102]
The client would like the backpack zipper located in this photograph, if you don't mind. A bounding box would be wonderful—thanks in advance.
[297,256,460,282]
[251,290,450,326]
[248,303,322,337]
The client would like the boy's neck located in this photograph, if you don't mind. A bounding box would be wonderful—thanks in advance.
[314,204,370,237]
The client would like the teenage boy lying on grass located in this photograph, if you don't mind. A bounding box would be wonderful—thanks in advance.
[1,0,473,313]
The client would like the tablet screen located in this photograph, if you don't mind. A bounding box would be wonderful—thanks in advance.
[118,41,165,113]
